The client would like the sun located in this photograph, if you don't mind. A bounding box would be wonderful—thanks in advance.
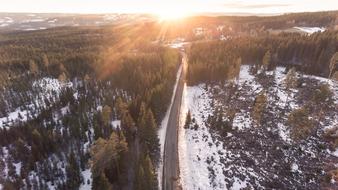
[152,3,192,21]
[157,10,189,21]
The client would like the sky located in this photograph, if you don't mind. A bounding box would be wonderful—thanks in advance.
[0,0,337,14]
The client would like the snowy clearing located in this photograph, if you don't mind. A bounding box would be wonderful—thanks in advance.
[179,65,338,189]
[293,26,326,34]
[79,169,92,190]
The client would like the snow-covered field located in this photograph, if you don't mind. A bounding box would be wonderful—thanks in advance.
[293,26,326,34]
[179,84,228,189]
[179,65,338,189]
[0,78,72,128]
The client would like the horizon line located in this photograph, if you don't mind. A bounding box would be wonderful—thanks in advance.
[0,9,337,17]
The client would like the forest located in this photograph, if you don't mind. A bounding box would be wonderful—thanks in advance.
[0,22,180,189]
[187,30,338,84]
[0,10,337,190]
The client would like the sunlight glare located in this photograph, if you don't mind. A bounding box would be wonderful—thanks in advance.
[153,3,192,21]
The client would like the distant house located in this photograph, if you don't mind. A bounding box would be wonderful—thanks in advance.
[193,27,204,36]
[216,25,225,32]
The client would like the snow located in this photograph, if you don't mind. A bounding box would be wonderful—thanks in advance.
[331,148,338,157]
[231,177,248,190]
[22,18,45,23]
[33,78,63,92]
[232,111,254,130]
[47,182,56,190]
[61,105,70,115]
[157,64,183,190]
[48,19,58,23]
[178,65,338,189]
[291,163,299,173]
[278,123,292,143]
[103,14,119,21]
[0,77,73,128]
[97,105,103,111]
[237,65,262,92]
[0,108,30,127]
[293,27,325,34]
[273,67,298,109]
[304,74,338,105]
[79,169,92,190]
[0,17,13,27]
[179,84,227,189]
[111,120,121,129]
[1,147,9,178]
[193,27,204,36]
[169,38,187,49]
[14,162,22,176]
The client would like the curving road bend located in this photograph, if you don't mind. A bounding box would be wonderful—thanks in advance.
[162,52,187,190]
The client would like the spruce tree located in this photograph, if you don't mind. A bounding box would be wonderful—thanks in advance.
[144,109,160,163]
[66,152,81,189]
[262,50,271,71]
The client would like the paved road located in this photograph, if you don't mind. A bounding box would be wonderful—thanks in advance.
[162,52,187,190]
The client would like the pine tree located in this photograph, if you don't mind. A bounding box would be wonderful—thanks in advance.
[312,84,333,106]
[144,109,160,162]
[252,91,267,125]
[102,105,112,137]
[285,68,297,89]
[332,71,338,80]
[143,154,157,190]
[329,52,338,78]
[42,54,50,74]
[136,164,146,190]
[102,105,112,126]
[137,102,147,130]
[284,67,297,108]
[90,132,128,182]
[29,60,39,75]
[92,173,112,190]
[121,112,136,141]
[184,110,192,129]
[58,72,67,82]
[288,107,314,141]
[262,50,271,71]
[66,152,81,189]
[115,97,128,117]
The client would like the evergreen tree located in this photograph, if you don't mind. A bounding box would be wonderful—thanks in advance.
[252,91,267,125]
[29,60,39,75]
[142,154,157,190]
[288,107,314,141]
[42,54,50,74]
[91,132,128,185]
[92,173,112,190]
[102,105,113,137]
[143,109,160,162]
[184,110,192,129]
[102,105,112,126]
[136,164,146,190]
[329,52,338,78]
[121,112,136,141]
[66,152,81,189]
[284,67,297,108]
[285,67,297,89]
[262,50,271,71]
